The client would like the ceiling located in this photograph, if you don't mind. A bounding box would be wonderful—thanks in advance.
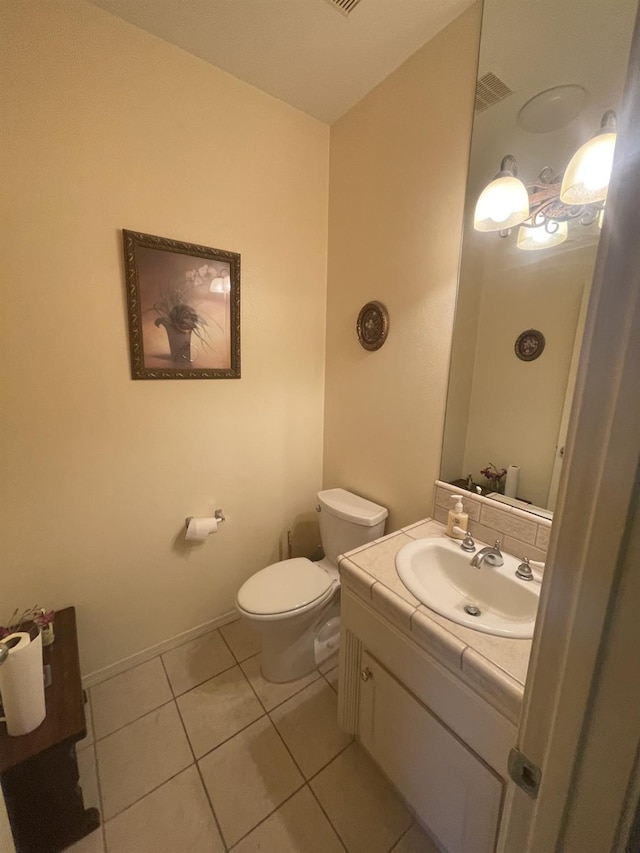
[88,0,474,124]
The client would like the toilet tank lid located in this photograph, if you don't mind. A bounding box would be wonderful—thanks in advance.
[318,488,388,527]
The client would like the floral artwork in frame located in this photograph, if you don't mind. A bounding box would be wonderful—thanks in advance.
[122,230,240,379]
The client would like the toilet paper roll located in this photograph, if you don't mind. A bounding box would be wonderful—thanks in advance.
[505,465,520,498]
[0,630,46,736]
[185,516,219,543]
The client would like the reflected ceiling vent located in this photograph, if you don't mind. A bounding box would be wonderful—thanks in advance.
[475,72,513,113]
[326,0,364,16]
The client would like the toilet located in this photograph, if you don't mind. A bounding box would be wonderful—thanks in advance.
[236,488,388,683]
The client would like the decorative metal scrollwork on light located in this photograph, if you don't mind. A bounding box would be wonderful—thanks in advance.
[506,166,604,239]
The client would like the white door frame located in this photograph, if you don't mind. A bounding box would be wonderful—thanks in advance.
[500,6,640,850]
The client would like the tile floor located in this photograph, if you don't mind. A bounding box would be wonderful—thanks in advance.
[70,618,438,853]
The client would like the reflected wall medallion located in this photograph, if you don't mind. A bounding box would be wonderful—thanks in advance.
[356,301,389,351]
[515,329,545,362]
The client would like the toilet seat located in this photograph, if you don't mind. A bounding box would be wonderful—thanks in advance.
[237,558,336,620]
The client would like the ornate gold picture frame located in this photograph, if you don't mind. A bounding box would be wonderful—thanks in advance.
[123,230,241,380]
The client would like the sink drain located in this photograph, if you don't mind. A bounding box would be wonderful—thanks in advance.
[464,604,481,617]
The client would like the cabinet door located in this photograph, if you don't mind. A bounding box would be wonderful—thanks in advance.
[358,652,503,853]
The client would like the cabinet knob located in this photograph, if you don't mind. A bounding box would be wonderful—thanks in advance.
[360,667,373,682]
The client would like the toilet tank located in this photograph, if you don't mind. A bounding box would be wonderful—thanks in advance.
[317,488,388,566]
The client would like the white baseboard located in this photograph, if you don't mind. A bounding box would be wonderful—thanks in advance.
[82,610,239,689]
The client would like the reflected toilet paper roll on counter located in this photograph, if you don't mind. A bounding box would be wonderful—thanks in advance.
[185,516,219,543]
[0,630,46,736]
[505,465,520,498]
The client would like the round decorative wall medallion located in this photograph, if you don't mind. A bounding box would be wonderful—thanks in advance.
[515,329,545,361]
[356,301,389,351]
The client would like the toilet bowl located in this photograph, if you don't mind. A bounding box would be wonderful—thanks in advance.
[236,489,387,683]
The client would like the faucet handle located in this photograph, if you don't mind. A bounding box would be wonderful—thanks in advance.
[516,557,534,581]
[460,531,476,552]
[494,540,502,551]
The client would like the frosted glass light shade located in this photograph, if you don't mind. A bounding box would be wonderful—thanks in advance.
[517,220,567,251]
[560,132,616,205]
[474,175,530,232]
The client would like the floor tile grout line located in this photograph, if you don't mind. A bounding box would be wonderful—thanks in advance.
[305,783,350,853]
[265,704,307,780]
[159,657,195,757]
[92,628,237,706]
[169,658,238,699]
[234,654,275,715]
[229,674,339,847]
[164,650,266,851]
[158,655,230,847]
[263,675,353,785]
[93,653,245,744]
[96,658,195,829]
[307,738,410,853]
[193,705,268,763]
[224,780,308,850]
[160,624,235,664]
[85,695,108,853]
[86,651,175,693]
[241,655,324,714]
[387,821,420,853]
[98,761,197,826]
[266,721,354,784]
[92,694,176,744]
[87,741,106,853]
[92,635,355,849]
[182,665,343,845]
[322,671,338,693]
[193,754,231,852]
[86,621,240,693]
[306,737,355,784]
[217,623,245,665]
[318,657,339,676]
[261,675,355,850]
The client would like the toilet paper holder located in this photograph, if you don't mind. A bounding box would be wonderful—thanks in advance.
[184,508,226,530]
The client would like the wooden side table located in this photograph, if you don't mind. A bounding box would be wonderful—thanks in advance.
[0,607,100,852]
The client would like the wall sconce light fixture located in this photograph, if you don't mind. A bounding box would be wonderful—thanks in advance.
[560,110,617,205]
[474,111,616,250]
[473,155,530,232]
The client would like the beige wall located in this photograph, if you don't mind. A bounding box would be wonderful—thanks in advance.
[323,5,482,531]
[1,0,329,676]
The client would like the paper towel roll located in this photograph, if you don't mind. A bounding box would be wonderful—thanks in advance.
[505,465,520,498]
[185,516,219,543]
[0,630,46,736]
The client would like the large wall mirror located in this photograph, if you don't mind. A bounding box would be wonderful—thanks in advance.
[441,0,637,518]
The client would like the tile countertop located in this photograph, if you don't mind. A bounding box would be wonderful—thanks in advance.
[338,519,533,725]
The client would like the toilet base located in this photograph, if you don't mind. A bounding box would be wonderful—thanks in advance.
[314,616,340,666]
[259,595,340,683]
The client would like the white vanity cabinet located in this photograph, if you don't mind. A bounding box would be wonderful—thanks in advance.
[358,651,503,853]
[339,587,517,853]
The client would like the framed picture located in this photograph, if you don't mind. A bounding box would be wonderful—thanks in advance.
[122,230,240,379]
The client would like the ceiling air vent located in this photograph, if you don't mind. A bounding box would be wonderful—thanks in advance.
[475,72,513,113]
[327,0,364,16]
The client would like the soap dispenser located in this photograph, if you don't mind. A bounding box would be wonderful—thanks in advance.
[446,494,469,539]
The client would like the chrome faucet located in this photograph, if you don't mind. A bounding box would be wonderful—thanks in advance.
[470,540,504,568]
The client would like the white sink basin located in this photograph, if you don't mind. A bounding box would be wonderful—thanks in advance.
[395,537,540,638]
